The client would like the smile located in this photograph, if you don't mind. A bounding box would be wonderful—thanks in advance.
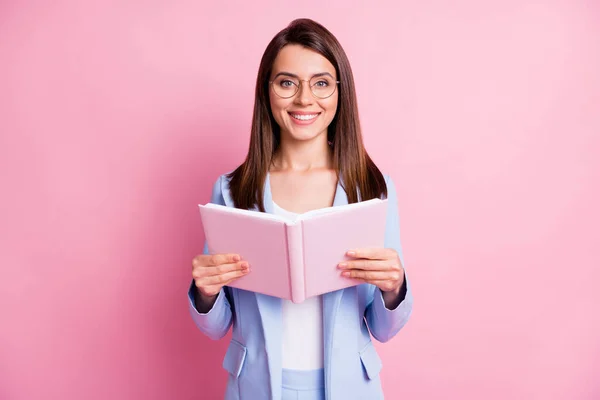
[289,113,320,121]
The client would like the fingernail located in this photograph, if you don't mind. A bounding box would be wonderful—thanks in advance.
[233,255,240,262]
[338,262,347,269]
[347,251,356,257]
[342,271,350,277]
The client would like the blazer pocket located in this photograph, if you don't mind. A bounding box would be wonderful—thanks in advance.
[359,341,382,380]
[222,339,247,378]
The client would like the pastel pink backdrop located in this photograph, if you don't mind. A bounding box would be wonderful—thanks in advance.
[1,1,598,399]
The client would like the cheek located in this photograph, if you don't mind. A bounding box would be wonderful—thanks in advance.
[321,97,338,122]
[270,96,291,114]
[269,98,286,126]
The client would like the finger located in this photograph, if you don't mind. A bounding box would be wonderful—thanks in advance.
[221,273,250,287]
[346,248,396,260]
[193,261,249,279]
[197,285,221,298]
[205,253,241,267]
[341,276,400,293]
[366,280,400,293]
[341,269,402,282]
[338,259,397,271]
[201,268,250,286]
[206,261,249,277]
[193,253,240,268]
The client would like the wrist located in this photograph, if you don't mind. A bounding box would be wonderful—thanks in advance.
[195,287,219,313]
[382,276,406,309]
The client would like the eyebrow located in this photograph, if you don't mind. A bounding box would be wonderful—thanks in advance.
[272,71,336,80]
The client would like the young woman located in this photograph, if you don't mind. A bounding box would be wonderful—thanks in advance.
[188,18,413,400]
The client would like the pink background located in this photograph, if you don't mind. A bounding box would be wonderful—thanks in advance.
[1,1,599,399]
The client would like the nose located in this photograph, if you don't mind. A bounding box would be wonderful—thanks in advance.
[294,80,313,106]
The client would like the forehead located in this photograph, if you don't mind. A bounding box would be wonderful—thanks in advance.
[271,44,336,77]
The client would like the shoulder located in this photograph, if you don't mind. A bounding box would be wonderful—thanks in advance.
[208,172,234,206]
[210,171,235,191]
[382,173,391,185]
[378,173,397,200]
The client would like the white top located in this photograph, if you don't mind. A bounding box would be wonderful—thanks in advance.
[272,201,324,370]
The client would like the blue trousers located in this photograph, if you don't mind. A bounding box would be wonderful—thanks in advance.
[281,368,325,400]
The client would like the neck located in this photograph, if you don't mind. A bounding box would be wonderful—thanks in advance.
[271,133,333,172]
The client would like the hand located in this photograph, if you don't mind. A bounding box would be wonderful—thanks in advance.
[192,253,250,299]
[337,248,405,295]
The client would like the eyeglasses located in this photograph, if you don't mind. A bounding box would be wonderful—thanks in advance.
[269,75,340,99]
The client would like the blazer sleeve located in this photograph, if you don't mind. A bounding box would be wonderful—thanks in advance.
[364,174,414,343]
[187,175,234,340]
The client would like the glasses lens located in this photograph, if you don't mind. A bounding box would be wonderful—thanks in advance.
[272,76,299,98]
[310,76,337,98]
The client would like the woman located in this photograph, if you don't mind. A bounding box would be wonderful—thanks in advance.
[188,18,413,400]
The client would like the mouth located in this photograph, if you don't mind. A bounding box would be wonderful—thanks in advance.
[288,112,321,121]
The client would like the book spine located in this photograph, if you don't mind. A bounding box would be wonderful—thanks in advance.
[285,221,305,303]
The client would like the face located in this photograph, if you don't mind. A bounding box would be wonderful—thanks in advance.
[268,44,339,143]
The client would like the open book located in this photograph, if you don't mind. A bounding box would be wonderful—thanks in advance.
[198,198,388,303]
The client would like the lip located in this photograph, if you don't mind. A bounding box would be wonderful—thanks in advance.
[288,111,321,126]
[288,111,321,115]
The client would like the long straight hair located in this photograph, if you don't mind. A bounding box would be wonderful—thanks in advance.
[227,18,387,211]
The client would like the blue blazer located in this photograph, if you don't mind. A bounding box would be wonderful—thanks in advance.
[188,172,413,400]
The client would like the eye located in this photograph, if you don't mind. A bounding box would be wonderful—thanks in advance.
[280,79,296,88]
[314,80,329,87]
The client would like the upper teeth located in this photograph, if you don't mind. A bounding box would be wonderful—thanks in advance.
[291,114,318,120]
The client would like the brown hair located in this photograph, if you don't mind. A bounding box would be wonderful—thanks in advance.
[227,18,387,211]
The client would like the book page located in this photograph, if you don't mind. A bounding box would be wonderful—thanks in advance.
[201,202,289,224]
[301,199,388,298]
[298,198,385,221]
[198,203,293,300]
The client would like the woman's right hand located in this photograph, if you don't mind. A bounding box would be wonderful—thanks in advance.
[192,253,250,300]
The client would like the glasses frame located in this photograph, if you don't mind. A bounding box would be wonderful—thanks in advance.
[268,77,341,99]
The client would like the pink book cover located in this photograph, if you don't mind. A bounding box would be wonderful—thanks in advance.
[198,198,388,303]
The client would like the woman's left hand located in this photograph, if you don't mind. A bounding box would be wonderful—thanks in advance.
[338,248,405,300]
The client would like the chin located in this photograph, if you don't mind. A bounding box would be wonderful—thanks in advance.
[287,128,326,142]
